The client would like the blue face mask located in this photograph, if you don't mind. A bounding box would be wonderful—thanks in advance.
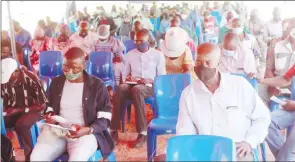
[136,41,149,53]
[64,72,82,81]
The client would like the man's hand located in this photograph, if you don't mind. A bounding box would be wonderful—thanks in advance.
[268,86,281,96]
[4,108,23,117]
[113,56,123,63]
[247,73,255,79]
[67,124,91,139]
[282,100,295,112]
[236,141,252,158]
[44,112,58,124]
[137,78,148,84]
[126,75,137,82]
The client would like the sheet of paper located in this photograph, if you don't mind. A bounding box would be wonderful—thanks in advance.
[270,96,287,105]
[280,88,291,94]
[45,123,75,131]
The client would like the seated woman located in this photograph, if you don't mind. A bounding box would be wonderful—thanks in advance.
[29,27,52,73]
[52,24,72,54]
[160,27,197,80]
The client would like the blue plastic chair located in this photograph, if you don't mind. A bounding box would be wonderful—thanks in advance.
[166,135,236,161]
[1,99,6,136]
[88,51,115,90]
[121,97,155,133]
[147,74,192,161]
[39,51,63,77]
[22,48,33,71]
[123,40,136,54]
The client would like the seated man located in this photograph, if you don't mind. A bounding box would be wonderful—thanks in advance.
[129,21,156,48]
[177,43,271,161]
[95,25,125,85]
[30,47,114,161]
[259,64,295,161]
[218,32,257,78]
[110,29,166,148]
[1,58,47,161]
[261,26,295,103]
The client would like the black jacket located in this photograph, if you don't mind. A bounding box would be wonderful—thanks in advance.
[45,71,114,159]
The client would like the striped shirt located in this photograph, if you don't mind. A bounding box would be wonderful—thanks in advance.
[1,70,48,109]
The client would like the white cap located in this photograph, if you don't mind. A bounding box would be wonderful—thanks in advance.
[160,27,189,57]
[97,25,110,39]
[1,58,18,84]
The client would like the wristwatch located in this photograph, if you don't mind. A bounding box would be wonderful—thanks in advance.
[89,127,94,135]
[25,108,30,113]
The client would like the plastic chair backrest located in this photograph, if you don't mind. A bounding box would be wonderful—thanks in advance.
[291,77,295,100]
[39,51,63,77]
[232,73,258,90]
[154,74,192,119]
[1,99,6,136]
[22,48,32,71]
[166,135,236,161]
[124,40,136,54]
[39,76,52,93]
[211,11,222,24]
[88,51,114,81]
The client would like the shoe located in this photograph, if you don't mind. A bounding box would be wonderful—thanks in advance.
[111,131,119,145]
[132,134,147,148]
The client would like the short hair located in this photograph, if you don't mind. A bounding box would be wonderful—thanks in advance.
[224,32,239,44]
[1,40,11,49]
[136,29,150,38]
[197,42,220,56]
[64,47,86,63]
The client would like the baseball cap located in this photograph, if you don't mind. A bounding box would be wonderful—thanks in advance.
[160,27,189,57]
[1,58,18,84]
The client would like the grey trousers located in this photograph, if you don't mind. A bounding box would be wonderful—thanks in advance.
[266,109,295,161]
[110,84,153,133]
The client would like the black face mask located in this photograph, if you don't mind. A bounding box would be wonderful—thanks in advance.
[194,64,217,83]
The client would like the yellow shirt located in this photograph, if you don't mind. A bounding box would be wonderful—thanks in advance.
[164,47,198,80]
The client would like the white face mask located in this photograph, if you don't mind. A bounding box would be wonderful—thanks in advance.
[99,39,108,44]
[181,14,188,20]
[222,48,236,57]
[232,27,243,35]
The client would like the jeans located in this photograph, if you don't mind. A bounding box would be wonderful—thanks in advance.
[266,109,295,161]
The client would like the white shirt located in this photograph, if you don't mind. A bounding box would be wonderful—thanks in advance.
[69,31,98,55]
[60,80,85,126]
[263,20,283,43]
[176,73,271,148]
[123,48,166,81]
[219,45,257,74]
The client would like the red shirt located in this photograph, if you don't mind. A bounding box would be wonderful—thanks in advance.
[284,64,295,79]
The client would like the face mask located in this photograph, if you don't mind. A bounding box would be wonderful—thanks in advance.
[222,48,236,57]
[232,27,243,35]
[136,41,149,53]
[64,71,82,81]
[181,14,188,20]
[194,64,217,83]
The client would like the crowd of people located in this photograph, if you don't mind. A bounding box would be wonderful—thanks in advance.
[1,1,295,161]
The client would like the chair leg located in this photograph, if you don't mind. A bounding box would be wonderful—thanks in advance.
[127,105,132,124]
[147,128,157,162]
[260,142,267,162]
[121,105,127,133]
